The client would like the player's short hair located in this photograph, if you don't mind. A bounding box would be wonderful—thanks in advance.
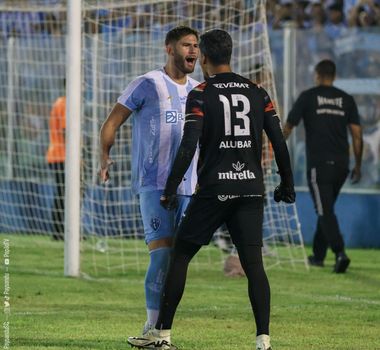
[165,26,199,45]
[315,59,336,78]
[199,29,232,65]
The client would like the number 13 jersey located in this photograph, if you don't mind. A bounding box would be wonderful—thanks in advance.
[185,72,283,196]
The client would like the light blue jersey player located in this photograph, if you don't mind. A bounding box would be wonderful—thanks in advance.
[100,26,199,335]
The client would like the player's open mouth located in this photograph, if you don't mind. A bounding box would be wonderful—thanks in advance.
[185,57,196,64]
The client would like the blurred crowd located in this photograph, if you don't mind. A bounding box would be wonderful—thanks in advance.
[269,0,380,33]
[0,0,379,38]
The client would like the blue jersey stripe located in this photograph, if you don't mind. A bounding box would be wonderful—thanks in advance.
[118,69,199,194]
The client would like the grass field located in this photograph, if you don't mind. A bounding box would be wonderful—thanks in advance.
[2,234,380,350]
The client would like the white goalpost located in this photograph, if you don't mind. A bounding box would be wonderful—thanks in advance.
[0,0,308,277]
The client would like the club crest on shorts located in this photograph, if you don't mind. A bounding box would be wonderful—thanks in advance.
[150,217,161,231]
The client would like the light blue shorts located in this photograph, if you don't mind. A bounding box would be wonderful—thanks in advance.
[139,190,191,244]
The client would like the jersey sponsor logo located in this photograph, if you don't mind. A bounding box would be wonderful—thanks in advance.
[316,108,345,116]
[213,82,250,89]
[150,217,161,231]
[218,161,256,180]
[165,110,184,123]
[317,96,343,108]
[219,140,252,149]
[232,161,245,171]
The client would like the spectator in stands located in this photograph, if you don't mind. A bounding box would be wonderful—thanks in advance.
[272,0,295,29]
[324,2,347,39]
[308,0,327,30]
[46,87,66,241]
[348,0,380,27]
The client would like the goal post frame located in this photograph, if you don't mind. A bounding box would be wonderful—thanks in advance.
[64,0,82,277]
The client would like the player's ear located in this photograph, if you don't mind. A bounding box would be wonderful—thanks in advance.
[201,54,207,66]
[166,43,173,56]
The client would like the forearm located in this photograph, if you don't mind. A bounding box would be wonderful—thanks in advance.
[99,103,130,163]
[352,135,363,169]
[349,124,363,169]
[265,119,293,181]
[100,122,116,161]
[164,125,201,195]
[282,122,294,140]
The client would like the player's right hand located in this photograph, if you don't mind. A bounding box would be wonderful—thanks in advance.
[350,166,361,184]
[274,182,296,203]
[99,158,114,183]
[160,194,178,211]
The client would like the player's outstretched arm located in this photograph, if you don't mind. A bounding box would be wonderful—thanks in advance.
[161,89,204,210]
[161,119,202,210]
[99,103,131,183]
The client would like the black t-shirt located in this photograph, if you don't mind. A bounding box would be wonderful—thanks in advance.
[183,72,291,196]
[287,85,360,169]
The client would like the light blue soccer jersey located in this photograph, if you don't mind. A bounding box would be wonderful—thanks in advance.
[117,68,199,195]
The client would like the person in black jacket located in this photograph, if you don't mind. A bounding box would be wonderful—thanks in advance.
[127,29,295,350]
[283,59,363,274]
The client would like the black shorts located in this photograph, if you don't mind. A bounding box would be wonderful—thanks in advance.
[177,195,264,247]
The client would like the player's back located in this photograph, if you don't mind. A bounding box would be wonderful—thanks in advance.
[195,72,267,196]
[293,85,359,167]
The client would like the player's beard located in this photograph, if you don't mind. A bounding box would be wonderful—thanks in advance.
[173,51,196,74]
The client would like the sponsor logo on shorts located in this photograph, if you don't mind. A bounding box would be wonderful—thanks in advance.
[217,194,262,201]
[218,195,240,201]
[150,217,161,231]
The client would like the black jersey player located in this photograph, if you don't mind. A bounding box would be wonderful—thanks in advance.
[127,29,295,350]
[283,59,363,273]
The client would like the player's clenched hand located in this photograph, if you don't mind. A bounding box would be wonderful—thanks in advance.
[160,194,178,210]
[274,182,296,203]
[99,158,114,183]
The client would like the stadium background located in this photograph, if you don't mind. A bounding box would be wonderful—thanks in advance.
[0,0,379,248]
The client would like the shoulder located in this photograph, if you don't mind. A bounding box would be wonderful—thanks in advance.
[293,87,315,103]
[331,86,353,100]
[124,69,161,91]
[187,76,200,88]
[189,81,208,96]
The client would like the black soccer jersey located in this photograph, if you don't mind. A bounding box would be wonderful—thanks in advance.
[180,72,291,196]
[287,85,360,169]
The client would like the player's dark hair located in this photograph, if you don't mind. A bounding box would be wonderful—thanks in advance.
[165,26,198,45]
[199,29,232,65]
[315,59,336,78]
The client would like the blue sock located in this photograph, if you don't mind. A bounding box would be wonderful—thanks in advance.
[145,247,171,326]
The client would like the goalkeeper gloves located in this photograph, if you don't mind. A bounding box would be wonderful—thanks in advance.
[274,182,295,203]
[274,169,295,203]
[160,193,178,211]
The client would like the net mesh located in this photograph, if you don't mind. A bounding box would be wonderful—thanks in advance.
[0,0,308,276]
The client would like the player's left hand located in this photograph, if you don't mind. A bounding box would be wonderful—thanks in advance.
[160,194,178,210]
[274,182,296,203]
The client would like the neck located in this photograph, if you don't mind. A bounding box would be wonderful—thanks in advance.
[317,77,334,87]
[164,62,187,84]
[208,64,232,76]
